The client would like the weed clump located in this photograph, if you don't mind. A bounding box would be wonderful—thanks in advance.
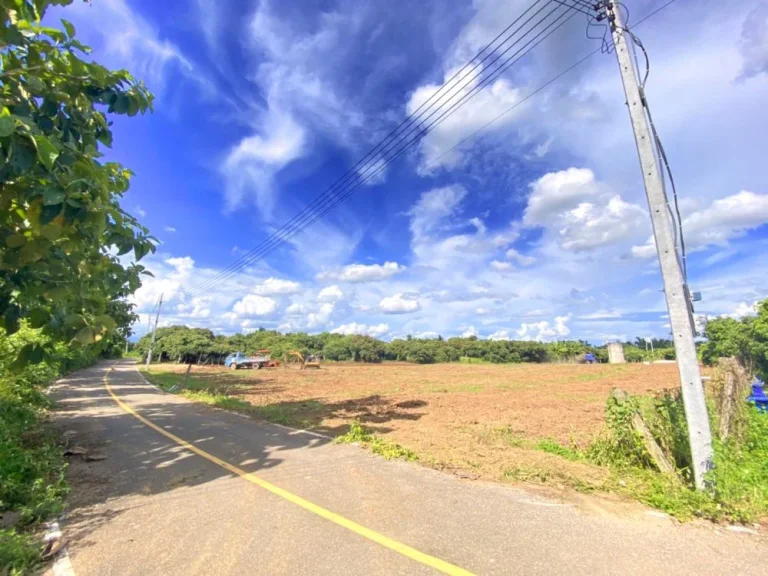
[336,420,418,461]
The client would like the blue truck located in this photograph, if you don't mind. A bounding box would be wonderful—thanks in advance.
[224,351,270,370]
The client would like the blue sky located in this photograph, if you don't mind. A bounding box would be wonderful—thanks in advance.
[48,0,768,342]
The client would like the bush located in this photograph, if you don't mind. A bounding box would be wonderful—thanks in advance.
[1,326,98,573]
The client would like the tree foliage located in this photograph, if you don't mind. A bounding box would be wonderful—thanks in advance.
[702,299,768,378]
[135,325,616,366]
[0,0,155,367]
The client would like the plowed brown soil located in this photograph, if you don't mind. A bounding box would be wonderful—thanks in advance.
[149,361,688,490]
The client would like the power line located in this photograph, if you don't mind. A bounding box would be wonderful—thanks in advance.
[182,1,576,299]
[179,0,679,301]
[182,0,557,297]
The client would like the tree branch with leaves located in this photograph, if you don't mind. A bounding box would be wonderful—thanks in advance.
[1,0,155,366]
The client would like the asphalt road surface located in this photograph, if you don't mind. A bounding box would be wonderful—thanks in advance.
[48,360,768,575]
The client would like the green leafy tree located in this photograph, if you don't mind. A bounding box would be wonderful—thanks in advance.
[1,0,155,366]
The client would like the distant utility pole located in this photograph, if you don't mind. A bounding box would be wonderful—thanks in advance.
[145,293,163,367]
[608,1,713,489]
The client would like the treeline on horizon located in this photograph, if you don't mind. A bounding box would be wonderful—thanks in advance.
[133,325,677,365]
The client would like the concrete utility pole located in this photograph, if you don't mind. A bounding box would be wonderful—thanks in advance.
[145,293,163,367]
[608,1,713,489]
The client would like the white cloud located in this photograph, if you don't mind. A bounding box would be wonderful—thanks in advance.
[738,3,768,79]
[60,0,207,98]
[516,314,571,342]
[475,307,490,315]
[579,310,623,320]
[163,226,177,233]
[135,205,147,218]
[488,329,510,341]
[505,248,536,266]
[176,297,211,319]
[221,111,305,216]
[332,322,390,337]
[490,260,512,271]
[318,261,405,283]
[407,66,521,172]
[633,190,768,258]
[307,302,335,328]
[408,185,468,242]
[232,295,278,317]
[318,285,343,302]
[285,303,308,315]
[524,168,648,252]
[379,293,421,314]
[726,301,759,319]
[461,326,479,338]
[254,277,302,296]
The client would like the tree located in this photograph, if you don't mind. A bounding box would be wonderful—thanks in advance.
[1,1,155,366]
[701,301,768,378]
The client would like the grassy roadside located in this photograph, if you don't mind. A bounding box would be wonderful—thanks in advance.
[141,368,424,463]
[1,328,99,575]
[140,369,321,429]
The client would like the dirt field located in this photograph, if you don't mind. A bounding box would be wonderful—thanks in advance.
[146,361,687,489]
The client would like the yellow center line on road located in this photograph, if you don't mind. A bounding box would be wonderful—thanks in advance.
[103,370,475,576]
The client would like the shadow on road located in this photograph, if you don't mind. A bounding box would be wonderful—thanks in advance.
[49,360,338,548]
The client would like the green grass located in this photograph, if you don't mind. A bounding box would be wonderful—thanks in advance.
[0,529,44,575]
[524,398,768,522]
[534,438,584,461]
[142,370,320,429]
[335,420,418,461]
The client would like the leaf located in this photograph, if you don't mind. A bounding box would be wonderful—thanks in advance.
[74,326,96,345]
[42,188,65,205]
[19,240,45,264]
[40,223,62,241]
[5,234,26,248]
[64,313,86,328]
[61,19,76,39]
[0,116,15,137]
[10,135,36,172]
[4,305,21,335]
[29,308,50,329]
[94,314,116,332]
[12,343,45,368]
[40,203,62,225]
[33,134,60,171]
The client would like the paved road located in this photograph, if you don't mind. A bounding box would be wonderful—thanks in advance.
[49,360,767,575]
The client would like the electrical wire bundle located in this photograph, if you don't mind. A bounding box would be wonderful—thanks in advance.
[180,0,583,301]
[172,0,681,305]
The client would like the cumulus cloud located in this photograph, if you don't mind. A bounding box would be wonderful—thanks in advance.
[176,297,211,319]
[232,294,278,317]
[332,322,390,337]
[285,303,308,315]
[318,261,405,283]
[505,248,535,266]
[488,329,510,341]
[516,314,571,341]
[307,302,335,328]
[490,260,512,271]
[254,277,302,295]
[318,285,344,302]
[633,190,768,258]
[461,326,479,338]
[524,168,648,251]
[379,293,421,314]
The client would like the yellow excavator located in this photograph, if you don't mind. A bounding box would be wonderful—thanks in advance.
[284,350,321,370]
